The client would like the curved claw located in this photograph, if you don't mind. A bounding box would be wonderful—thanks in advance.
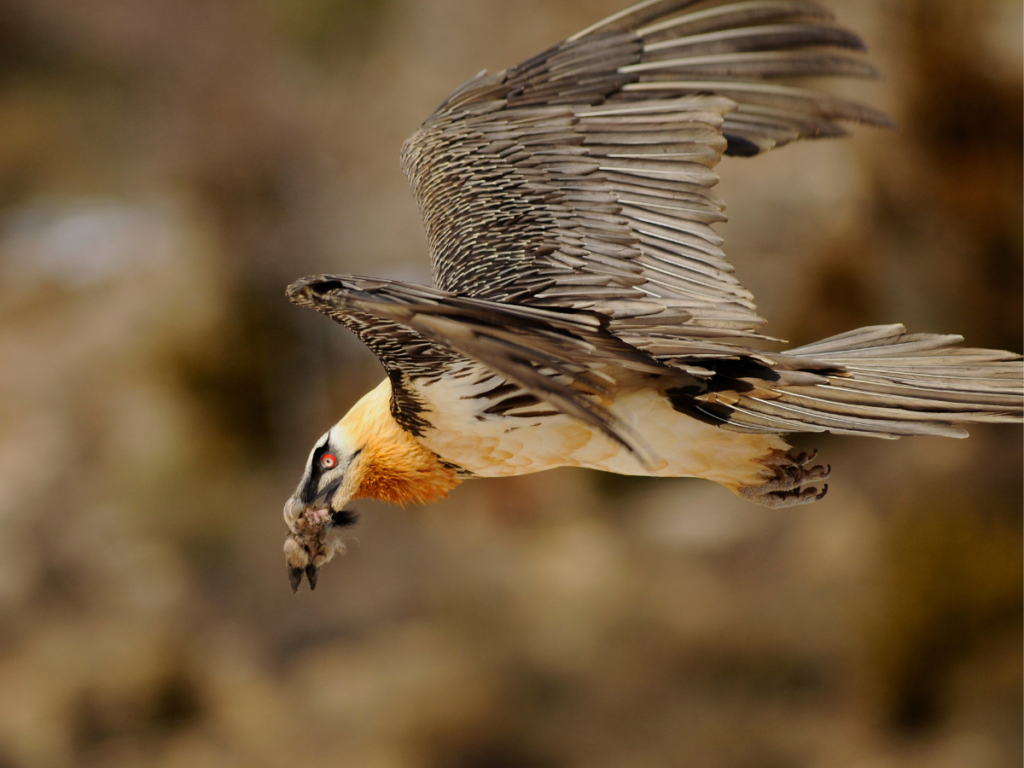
[801,463,832,483]
[740,448,832,509]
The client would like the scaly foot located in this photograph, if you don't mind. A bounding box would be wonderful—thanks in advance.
[739,449,831,509]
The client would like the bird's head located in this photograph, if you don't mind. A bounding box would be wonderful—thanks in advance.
[284,422,364,531]
[282,378,461,592]
[282,421,363,592]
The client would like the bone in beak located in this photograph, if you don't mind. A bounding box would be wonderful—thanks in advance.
[283,504,352,592]
[288,566,304,593]
[305,564,320,590]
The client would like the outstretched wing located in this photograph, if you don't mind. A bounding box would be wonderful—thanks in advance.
[287,275,677,464]
[402,0,891,340]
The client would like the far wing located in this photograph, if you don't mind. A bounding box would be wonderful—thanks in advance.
[402,0,891,339]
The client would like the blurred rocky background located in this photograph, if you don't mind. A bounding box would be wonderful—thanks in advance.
[0,0,1020,766]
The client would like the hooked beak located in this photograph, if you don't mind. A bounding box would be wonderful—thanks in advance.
[320,478,344,509]
[284,476,343,531]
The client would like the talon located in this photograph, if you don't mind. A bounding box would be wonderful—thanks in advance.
[288,566,304,593]
[740,448,833,508]
[803,464,832,482]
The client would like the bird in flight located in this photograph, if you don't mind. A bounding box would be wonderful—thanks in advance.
[282,0,1024,591]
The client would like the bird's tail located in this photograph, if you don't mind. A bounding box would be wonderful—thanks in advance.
[727,325,1023,439]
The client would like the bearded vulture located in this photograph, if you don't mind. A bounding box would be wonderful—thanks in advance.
[281,0,1024,591]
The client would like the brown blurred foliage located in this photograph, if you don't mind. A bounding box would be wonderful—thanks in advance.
[0,1,1020,767]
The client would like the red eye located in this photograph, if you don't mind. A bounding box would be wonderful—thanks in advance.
[320,453,338,469]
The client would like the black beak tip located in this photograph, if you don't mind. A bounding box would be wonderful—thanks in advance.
[288,566,304,593]
[305,564,320,591]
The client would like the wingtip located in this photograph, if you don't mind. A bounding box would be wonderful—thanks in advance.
[285,276,316,301]
[870,111,899,131]
[286,274,348,307]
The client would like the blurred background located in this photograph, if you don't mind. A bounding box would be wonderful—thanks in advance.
[0,0,1020,766]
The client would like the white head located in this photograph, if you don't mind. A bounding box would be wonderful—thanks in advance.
[283,422,363,531]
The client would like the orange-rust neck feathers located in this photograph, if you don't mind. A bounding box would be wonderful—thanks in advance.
[339,379,460,505]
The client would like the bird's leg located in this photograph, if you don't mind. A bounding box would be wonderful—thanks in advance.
[738,449,831,508]
[283,506,359,592]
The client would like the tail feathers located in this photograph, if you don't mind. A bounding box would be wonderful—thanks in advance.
[721,325,1023,439]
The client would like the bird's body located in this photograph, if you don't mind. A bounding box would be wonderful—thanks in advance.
[411,373,786,488]
[281,0,1023,590]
